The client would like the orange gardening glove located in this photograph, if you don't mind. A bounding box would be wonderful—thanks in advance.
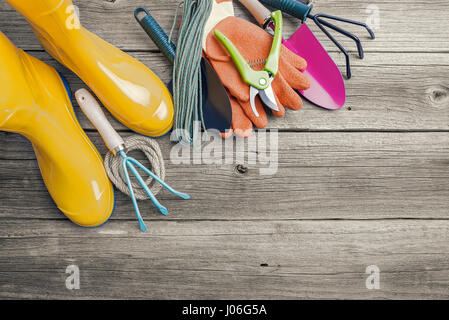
[203,0,310,138]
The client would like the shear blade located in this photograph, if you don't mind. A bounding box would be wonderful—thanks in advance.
[250,86,260,118]
[259,85,279,112]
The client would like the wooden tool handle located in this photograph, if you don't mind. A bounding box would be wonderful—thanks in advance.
[75,89,125,155]
[238,0,272,25]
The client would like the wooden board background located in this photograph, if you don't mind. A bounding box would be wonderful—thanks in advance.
[1,0,449,299]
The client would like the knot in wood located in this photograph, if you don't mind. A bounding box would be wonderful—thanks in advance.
[429,85,449,104]
[236,164,248,174]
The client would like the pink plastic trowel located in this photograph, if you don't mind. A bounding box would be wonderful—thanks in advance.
[285,23,346,109]
[239,0,346,110]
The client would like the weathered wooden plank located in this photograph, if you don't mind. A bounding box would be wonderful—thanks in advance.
[0,0,448,301]
[0,0,448,52]
[10,51,449,131]
[1,219,448,299]
[1,131,449,221]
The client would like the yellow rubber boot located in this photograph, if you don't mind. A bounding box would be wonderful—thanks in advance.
[0,31,114,227]
[6,0,174,137]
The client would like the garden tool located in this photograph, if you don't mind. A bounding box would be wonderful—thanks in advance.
[5,0,174,137]
[134,7,232,133]
[203,0,311,138]
[0,31,114,227]
[260,0,375,79]
[239,0,345,110]
[214,10,284,118]
[76,89,190,232]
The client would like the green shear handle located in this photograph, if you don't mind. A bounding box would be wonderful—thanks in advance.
[214,10,283,91]
[214,30,271,90]
[214,10,283,117]
[264,10,283,76]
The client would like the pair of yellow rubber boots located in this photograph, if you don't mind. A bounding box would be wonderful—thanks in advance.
[0,0,174,227]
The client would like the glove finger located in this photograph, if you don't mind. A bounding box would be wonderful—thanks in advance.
[279,58,311,91]
[221,128,234,139]
[229,96,254,138]
[234,125,253,138]
[272,73,303,111]
[205,57,250,102]
[205,29,250,102]
[271,94,286,118]
[239,96,268,129]
[280,45,307,71]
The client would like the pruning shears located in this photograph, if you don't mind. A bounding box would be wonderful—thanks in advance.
[214,10,283,118]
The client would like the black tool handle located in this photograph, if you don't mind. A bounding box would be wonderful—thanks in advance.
[260,0,313,21]
[134,7,176,64]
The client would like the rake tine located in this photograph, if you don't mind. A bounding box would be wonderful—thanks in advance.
[125,158,168,216]
[121,154,148,232]
[315,15,364,59]
[311,16,352,79]
[313,13,376,39]
[128,157,191,200]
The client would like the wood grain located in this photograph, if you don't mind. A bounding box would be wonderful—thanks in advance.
[0,0,448,300]
[1,219,449,299]
[0,0,448,52]
[1,132,449,221]
[14,51,449,131]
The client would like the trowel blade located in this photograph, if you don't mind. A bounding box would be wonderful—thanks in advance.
[284,24,346,110]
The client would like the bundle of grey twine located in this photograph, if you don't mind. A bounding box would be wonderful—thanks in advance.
[170,0,213,144]
[104,135,165,200]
